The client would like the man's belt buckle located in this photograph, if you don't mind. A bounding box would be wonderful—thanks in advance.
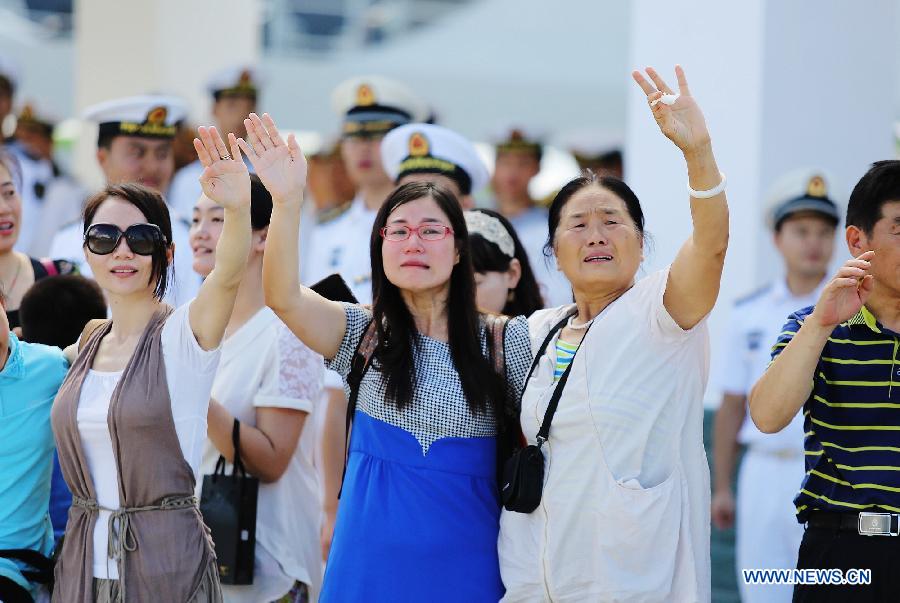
[858,512,898,536]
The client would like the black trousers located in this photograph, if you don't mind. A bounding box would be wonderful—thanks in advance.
[794,524,900,602]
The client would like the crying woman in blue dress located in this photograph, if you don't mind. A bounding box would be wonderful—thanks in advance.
[253,112,531,602]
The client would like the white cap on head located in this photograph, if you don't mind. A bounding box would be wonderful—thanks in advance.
[0,55,21,92]
[206,65,262,99]
[766,168,841,229]
[381,123,490,196]
[84,94,188,142]
[331,75,428,137]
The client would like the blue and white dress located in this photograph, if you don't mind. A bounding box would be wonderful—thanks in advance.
[322,304,531,602]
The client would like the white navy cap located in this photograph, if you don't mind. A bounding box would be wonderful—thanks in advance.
[206,65,261,99]
[0,55,21,92]
[768,169,840,229]
[84,94,188,142]
[381,123,490,196]
[331,75,428,138]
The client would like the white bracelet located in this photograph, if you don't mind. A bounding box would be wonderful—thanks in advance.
[688,172,726,199]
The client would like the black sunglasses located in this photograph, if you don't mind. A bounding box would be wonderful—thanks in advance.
[83,223,166,256]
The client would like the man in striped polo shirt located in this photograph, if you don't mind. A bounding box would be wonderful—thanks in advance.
[751,160,900,602]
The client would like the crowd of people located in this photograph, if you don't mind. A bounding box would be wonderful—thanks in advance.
[1,52,899,603]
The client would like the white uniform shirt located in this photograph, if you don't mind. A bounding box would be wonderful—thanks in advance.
[49,210,201,308]
[75,302,220,579]
[197,308,324,601]
[507,206,573,308]
[303,195,377,304]
[715,278,825,452]
[500,268,711,602]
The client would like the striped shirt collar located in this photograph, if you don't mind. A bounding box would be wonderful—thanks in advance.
[847,306,883,334]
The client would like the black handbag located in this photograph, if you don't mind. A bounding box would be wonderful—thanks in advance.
[502,314,587,513]
[199,419,259,584]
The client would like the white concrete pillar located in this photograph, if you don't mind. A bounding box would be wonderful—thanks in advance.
[72,0,261,188]
[627,0,896,404]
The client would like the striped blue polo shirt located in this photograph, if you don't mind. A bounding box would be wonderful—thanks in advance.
[772,305,900,522]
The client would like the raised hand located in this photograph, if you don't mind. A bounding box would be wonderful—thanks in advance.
[194,126,250,210]
[632,65,711,155]
[237,113,307,204]
[811,251,876,328]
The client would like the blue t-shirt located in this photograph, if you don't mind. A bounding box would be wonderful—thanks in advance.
[0,333,68,596]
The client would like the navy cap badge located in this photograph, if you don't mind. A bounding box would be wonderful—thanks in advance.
[807,175,827,198]
[145,106,168,126]
[408,132,429,157]
[356,84,375,107]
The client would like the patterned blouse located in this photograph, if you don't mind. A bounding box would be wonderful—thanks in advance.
[327,303,532,454]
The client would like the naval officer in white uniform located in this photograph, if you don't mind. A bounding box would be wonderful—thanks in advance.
[48,95,200,307]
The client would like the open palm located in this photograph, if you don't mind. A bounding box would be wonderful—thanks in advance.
[193,126,250,210]
[632,66,711,154]
[238,113,307,203]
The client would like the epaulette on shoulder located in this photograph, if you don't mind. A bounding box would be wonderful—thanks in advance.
[317,200,352,225]
[734,283,772,307]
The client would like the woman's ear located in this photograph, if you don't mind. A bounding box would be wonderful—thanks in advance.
[504,258,522,289]
[166,243,175,266]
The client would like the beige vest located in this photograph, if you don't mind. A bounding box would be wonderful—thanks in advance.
[51,307,220,602]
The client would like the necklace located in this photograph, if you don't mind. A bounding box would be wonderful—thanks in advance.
[1,254,23,297]
[567,314,594,331]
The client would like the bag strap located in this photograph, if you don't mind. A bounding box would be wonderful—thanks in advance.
[231,419,246,477]
[338,318,378,497]
[529,312,591,447]
[484,313,510,376]
[524,313,572,387]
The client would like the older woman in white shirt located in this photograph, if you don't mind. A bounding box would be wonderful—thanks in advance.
[191,173,324,602]
[499,66,728,602]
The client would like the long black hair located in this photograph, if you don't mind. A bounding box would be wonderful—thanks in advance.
[369,182,506,415]
[468,208,544,316]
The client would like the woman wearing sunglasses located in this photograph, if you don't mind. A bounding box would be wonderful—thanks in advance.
[0,149,78,334]
[50,126,252,603]
[249,112,531,601]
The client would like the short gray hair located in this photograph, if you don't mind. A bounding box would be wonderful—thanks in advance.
[0,148,22,192]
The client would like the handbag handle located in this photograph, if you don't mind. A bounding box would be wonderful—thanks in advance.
[231,419,247,477]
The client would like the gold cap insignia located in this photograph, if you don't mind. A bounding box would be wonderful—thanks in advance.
[408,132,429,157]
[145,106,168,126]
[238,70,253,87]
[807,175,827,198]
[356,84,375,107]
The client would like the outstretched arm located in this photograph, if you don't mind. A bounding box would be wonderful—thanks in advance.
[632,66,729,330]
[240,113,347,359]
[188,127,252,351]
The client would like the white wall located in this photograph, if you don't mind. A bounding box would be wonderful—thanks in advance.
[628,0,897,407]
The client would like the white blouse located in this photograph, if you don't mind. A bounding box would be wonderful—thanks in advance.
[76,302,220,579]
[499,267,712,602]
[197,308,325,602]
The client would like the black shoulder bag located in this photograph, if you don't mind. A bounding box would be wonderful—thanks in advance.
[501,313,587,513]
[199,419,259,584]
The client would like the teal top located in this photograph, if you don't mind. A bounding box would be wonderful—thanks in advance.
[554,339,578,382]
[0,333,68,596]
